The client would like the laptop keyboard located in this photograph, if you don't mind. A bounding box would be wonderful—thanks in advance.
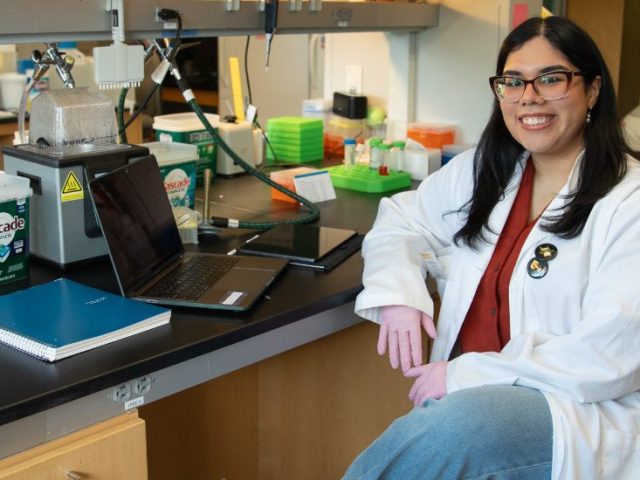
[145,254,241,300]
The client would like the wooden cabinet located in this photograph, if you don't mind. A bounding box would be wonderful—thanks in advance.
[0,412,147,480]
[567,0,640,116]
[140,321,420,480]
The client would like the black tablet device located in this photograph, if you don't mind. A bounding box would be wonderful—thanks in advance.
[237,224,358,263]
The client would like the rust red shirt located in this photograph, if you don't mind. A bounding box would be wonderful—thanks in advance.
[457,160,536,353]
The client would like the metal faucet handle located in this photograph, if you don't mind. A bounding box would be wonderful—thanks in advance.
[30,43,77,87]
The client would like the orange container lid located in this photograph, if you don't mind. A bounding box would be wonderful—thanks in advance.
[407,123,455,149]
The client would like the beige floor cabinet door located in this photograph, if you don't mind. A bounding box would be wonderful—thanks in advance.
[0,411,147,480]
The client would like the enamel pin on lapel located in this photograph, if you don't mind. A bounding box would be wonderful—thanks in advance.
[527,244,558,279]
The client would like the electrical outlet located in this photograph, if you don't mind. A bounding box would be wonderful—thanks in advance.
[155,7,180,22]
[333,7,353,22]
[132,376,152,395]
[346,65,362,95]
[112,382,131,403]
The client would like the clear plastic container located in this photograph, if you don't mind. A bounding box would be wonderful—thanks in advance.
[324,115,365,159]
[370,144,382,170]
[327,115,366,142]
[367,120,386,140]
[376,143,391,175]
[379,143,391,166]
[173,206,201,245]
[390,140,406,171]
[29,87,117,145]
[302,98,332,130]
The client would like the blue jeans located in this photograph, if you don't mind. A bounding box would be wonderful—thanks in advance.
[343,385,552,480]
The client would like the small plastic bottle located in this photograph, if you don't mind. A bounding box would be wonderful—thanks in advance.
[378,143,391,175]
[343,138,357,165]
[391,140,406,171]
[369,137,383,169]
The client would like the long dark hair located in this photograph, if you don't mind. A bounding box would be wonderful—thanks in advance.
[454,16,637,248]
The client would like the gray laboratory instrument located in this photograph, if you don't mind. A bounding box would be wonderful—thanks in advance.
[3,143,150,269]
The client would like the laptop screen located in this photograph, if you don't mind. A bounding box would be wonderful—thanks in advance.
[89,155,184,294]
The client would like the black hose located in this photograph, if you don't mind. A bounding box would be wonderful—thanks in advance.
[187,98,320,229]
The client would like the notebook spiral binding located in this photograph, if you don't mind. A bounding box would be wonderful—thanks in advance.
[0,329,49,359]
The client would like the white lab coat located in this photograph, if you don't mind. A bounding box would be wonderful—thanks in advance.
[355,148,640,479]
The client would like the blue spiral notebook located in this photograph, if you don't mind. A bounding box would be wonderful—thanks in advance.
[0,278,171,362]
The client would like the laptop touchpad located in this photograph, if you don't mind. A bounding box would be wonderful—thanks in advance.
[214,268,275,292]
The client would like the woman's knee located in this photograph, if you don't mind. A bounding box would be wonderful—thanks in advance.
[426,386,551,440]
[419,386,553,463]
[344,386,553,480]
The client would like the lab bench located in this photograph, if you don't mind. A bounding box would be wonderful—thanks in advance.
[0,170,416,479]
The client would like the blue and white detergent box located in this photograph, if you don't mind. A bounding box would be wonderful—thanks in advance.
[141,141,198,209]
[0,172,32,286]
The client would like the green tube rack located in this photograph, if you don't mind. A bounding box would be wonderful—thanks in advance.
[324,164,412,193]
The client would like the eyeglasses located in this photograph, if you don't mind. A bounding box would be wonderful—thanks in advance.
[489,70,585,103]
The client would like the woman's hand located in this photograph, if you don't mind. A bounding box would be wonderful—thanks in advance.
[377,305,437,371]
[405,360,448,407]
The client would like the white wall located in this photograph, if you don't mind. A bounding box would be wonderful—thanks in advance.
[323,32,390,109]
[323,0,542,144]
[415,0,510,143]
[218,34,324,123]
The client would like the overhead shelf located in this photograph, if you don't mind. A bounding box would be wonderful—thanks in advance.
[0,1,439,44]
[274,2,440,34]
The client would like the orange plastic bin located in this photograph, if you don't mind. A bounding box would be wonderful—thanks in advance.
[407,123,456,150]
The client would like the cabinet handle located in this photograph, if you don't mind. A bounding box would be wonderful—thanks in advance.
[66,471,83,480]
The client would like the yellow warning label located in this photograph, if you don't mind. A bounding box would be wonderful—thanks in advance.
[61,171,84,202]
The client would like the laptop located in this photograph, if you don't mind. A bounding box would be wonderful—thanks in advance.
[88,155,289,311]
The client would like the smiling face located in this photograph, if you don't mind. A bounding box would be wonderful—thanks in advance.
[499,36,601,164]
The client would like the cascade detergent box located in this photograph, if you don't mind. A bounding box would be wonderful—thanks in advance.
[141,141,198,209]
[153,112,220,185]
[0,172,32,286]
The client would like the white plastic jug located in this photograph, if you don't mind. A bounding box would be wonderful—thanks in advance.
[0,72,27,110]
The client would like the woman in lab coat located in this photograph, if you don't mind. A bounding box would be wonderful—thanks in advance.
[344,16,640,480]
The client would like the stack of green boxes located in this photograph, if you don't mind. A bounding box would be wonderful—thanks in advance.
[153,112,219,185]
[266,117,324,164]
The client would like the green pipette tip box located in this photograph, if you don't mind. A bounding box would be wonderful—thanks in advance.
[325,164,412,193]
[267,117,324,164]
[267,116,323,132]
